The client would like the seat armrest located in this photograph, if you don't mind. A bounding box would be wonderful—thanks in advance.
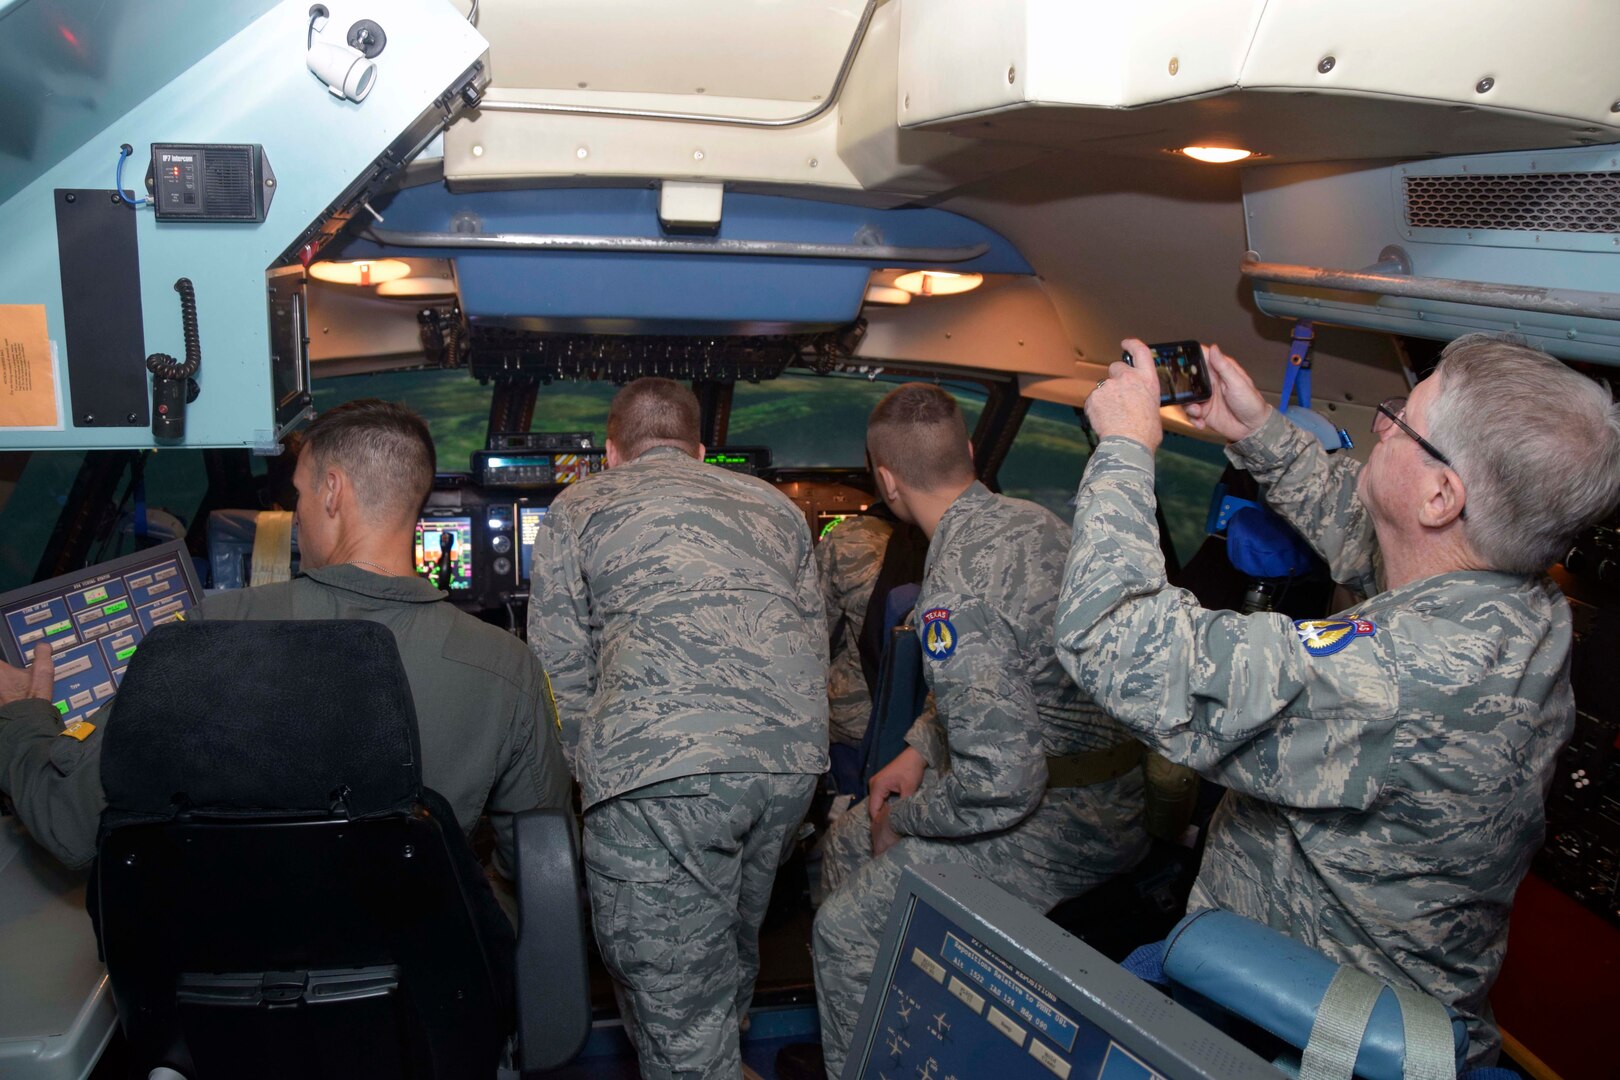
[513,809,590,1073]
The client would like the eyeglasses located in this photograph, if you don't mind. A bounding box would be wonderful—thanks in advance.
[1373,397,1467,519]
[1372,398,1454,467]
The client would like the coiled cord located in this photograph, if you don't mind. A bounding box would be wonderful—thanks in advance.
[145,278,201,380]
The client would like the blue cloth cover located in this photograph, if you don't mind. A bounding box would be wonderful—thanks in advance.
[829,742,864,797]
[1160,910,1467,1080]
[1226,506,1316,580]
[856,583,926,798]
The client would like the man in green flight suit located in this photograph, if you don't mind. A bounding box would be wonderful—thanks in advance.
[0,399,571,881]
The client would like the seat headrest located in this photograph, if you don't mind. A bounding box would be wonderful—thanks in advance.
[102,620,422,823]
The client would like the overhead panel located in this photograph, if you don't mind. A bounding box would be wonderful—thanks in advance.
[897,0,1620,163]
[473,0,865,102]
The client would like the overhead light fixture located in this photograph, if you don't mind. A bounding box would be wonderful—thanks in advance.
[307,259,412,286]
[893,270,983,297]
[1180,146,1254,164]
[376,277,458,298]
[864,285,912,306]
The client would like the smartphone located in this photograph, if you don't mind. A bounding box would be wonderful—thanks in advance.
[1122,340,1212,406]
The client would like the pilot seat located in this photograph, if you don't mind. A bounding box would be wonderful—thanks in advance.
[90,620,588,1079]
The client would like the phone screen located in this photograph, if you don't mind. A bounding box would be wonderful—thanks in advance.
[1124,340,1212,406]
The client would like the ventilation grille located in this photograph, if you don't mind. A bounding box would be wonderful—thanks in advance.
[203,147,256,218]
[1403,172,1620,233]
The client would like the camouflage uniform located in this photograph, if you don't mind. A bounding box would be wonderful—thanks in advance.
[816,515,893,745]
[528,446,827,1080]
[812,482,1149,1077]
[1055,412,1575,1067]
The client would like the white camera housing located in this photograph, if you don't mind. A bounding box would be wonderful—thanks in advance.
[307,15,377,102]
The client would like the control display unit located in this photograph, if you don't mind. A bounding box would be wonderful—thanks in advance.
[473,449,605,487]
[415,515,474,592]
[0,541,203,730]
[519,505,549,583]
[846,866,1276,1080]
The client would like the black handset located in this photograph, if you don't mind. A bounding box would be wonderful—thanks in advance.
[1122,340,1212,406]
[147,278,202,440]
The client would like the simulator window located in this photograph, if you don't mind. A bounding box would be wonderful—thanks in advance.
[518,505,547,582]
[415,516,474,591]
[817,511,855,542]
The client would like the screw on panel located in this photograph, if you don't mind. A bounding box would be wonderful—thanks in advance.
[83,413,95,424]
[1317,56,1336,74]
[904,94,910,109]
[693,150,705,161]
[1007,65,1016,84]
[402,844,415,859]
[1476,77,1495,93]
[64,192,76,203]
[110,192,122,204]
[808,158,819,168]
[126,412,138,423]
[1168,57,1179,75]
[1611,101,1620,112]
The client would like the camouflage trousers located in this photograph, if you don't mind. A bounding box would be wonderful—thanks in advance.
[584,771,818,1080]
[811,774,1149,1078]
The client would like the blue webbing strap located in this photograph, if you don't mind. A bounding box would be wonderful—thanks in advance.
[1281,320,1315,411]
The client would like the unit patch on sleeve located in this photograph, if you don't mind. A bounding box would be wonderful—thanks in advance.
[1294,618,1376,657]
[921,607,957,661]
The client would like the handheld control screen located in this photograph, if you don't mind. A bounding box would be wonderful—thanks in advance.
[518,505,548,583]
[1122,340,1212,407]
[0,540,203,729]
[415,515,474,591]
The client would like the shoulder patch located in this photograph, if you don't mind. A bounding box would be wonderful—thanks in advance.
[1294,618,1377,657]
[921,608,958,661]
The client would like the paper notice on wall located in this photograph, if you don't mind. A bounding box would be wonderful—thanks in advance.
[0,305,63,429]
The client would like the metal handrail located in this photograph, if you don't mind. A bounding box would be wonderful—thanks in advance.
[474,0,877,129]
[364,227,988,263]
[1241,252,1620,321]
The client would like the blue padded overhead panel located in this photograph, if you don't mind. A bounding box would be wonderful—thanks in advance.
[0,0,282,208]
[335,186,1032,334]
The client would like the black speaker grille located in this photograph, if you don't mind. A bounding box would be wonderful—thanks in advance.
[202,147,256,218]
[1404,172,1620,233]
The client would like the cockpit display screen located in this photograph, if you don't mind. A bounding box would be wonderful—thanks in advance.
[415,515,474,591]
[817,511,855,542]
[519,505,548,582]
[0,540,202,730]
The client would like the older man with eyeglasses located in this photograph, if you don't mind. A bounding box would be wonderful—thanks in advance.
[1059,332,1620,1068]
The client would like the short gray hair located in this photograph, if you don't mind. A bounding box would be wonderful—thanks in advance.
[1426,333,1620,573]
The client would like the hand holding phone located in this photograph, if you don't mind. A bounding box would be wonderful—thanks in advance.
[1121,340,1212,406]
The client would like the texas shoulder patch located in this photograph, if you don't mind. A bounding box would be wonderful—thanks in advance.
[921,608,958,661]
[1294,618,1376,657]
